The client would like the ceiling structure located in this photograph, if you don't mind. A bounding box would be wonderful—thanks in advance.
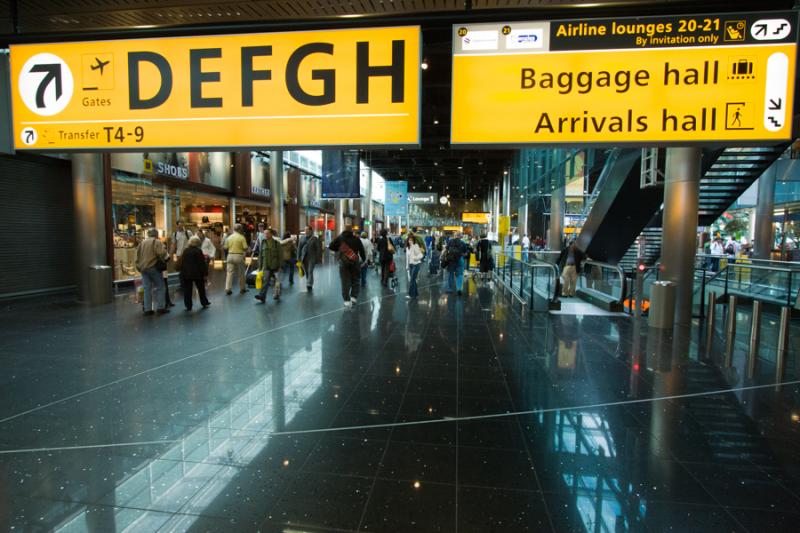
[1,0,764,35]
[0,0,793,199]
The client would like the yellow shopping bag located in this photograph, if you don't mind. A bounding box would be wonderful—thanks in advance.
[296,261,305,278]
[255,270,264,290]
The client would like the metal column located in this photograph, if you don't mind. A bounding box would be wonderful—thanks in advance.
[519,203,529,241]
[365,168,374,239]
[491,185,499,237]
[335,200,344,235]
[72,153,107,303]
[660,147,701,329]
[229,197,237,228]
[269,151,284,236]
[502,172,511,217]
[753,167,776,260]
[548,185,565,250]
[0,52,13,154]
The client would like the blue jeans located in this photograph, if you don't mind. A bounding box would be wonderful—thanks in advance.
[361,264,369,285]
[142,267,165,311]
[408,263,421,297]
[282,260,294,284]
[447,258,465,292]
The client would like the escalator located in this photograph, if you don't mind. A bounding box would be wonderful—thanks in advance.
[575,148,659,264]
[579,146,788,268]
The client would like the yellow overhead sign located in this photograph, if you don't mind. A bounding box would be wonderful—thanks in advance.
[462,212,491,224]
[452,12,797,145]
[10,26,420,150]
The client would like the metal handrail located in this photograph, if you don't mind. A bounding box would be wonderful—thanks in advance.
[696,253,800,269]
[581,260,627,305]
[696,262,800,308]
[710,263,795,274]
[582,148,619,217]
[495,253,560,305]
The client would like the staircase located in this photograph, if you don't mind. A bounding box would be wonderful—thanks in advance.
[615,145,788,269]
[619,227,662,271]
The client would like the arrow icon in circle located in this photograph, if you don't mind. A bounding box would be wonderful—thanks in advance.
[769,98,783,111]
[24,130,34,144]
[29,63,62,109]
[754,23,768,36]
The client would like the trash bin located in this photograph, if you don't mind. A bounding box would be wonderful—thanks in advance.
[88,265,113,305]
[649,281,676,329]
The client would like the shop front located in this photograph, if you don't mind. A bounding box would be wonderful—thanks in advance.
[110,152,234,281]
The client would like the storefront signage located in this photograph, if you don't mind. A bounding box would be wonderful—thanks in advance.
[462,212,491,224]
[10,26,421,150]
[408,192,438,204]
[251,185,270,198]
[384,180,408,216]
[443,225,464,232]
[113,152,232,189]
[451,12,797,145]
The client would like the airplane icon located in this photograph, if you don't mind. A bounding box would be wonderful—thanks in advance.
[90,57,110,75]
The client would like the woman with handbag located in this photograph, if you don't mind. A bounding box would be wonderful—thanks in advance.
[136,228,170,315]
[178,237,211,311]
[376,228,395,287]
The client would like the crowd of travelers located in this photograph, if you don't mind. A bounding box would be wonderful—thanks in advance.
[135,220,503,315]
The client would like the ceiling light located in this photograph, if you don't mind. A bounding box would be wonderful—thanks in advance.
[433,119,439,125]
[421,59,429,70]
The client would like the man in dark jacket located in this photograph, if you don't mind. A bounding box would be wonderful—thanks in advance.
[178,236,211,311]
[557,240,585,297]
[255,228,293,302]
[298,225,323,292]
[329,225,366,308]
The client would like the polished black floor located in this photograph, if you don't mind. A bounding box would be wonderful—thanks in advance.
[1,258,799,532]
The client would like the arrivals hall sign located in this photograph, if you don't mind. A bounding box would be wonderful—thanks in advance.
[10,26,420,150]
[451,12,797,145]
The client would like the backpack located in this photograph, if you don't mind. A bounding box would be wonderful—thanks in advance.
[339,241,359,264]
[445,241,463,265]
[725,243,735,255]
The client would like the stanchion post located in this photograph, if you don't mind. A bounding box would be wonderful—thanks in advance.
[775,306,790,391]
[705,292,717,358]
[724,294,738,367]
[747,300,762,380]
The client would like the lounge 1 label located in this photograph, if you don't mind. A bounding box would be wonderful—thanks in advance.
[10,26,420,150]
[451,12,797,146]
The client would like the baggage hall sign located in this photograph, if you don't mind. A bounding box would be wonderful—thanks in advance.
[10,26,420,150]
[451,12,797,146]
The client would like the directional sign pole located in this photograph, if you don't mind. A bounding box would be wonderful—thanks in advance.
[0,52,14,154]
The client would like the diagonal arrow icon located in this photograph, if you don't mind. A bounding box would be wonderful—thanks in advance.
[754,23,768,36]
[24,130,34,144]
[769,98,783,111]
[29,63,63,109]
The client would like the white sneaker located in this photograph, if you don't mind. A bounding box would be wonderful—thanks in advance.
[350,297,357,305]
[344,301,352,309]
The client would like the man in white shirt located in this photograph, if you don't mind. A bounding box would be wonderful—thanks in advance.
[172,220,193,258]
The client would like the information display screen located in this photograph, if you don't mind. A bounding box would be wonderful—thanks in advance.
[451,12,797,146]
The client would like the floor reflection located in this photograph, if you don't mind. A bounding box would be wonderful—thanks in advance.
[0,265,798,532]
